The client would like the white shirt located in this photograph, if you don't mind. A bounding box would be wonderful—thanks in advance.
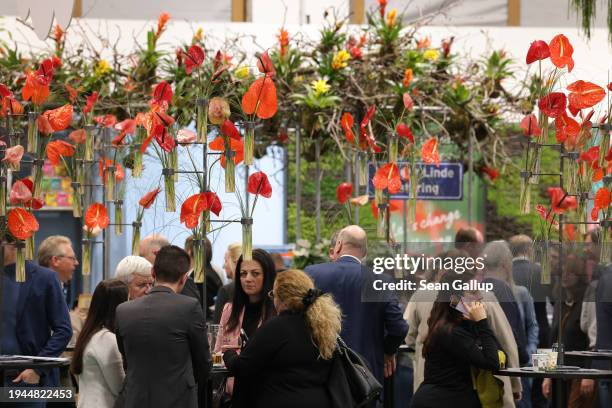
[77,328,125,408]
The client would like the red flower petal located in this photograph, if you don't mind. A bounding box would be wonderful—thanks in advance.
[247,171,272,198]
[396,123,414,143]
[46,140,76,165]
[241,76,277,119]
[7,208,39,240]
[336,182,353,204]
[539,92,567,118]
[372,163,401,194]
[520,114,542,137]
[184,45,205,74]
[85,203,109,230]
[341,112,355,144]
[567,80,606,110]
[421,137,440,166]
[139,187,161,209]
[256,50,276,77]
[526,40,550,64]
[152,81,173,105]
[203,191,222,216]
[42,104,73,132]
[220,120,242,140]
[595,187,611,209]
[549,34,574,72]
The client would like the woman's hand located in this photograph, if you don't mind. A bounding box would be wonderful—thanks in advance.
[580,379,595,395]
[542,378,552,399]
[464,301,487,322]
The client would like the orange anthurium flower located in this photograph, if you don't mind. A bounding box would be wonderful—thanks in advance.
[1,97,24,116]
[152,81,173,107]
[241,76,277,119]
[554,114,580,143]
[68,129,87,144]
[547,187,577,214]
[41,104,73,132]
[592,207,600,222]
[7,208,39,240]
[372,162,401,194]
[595,187,611,209]
[220,120,242,140]
[421,137,440,166]
[113,119,137,146]
[98,159,125,184]
[396,123,414,143]
[209,136,244,167]
[46,140,76,165]
[341,112,355,144]
[256,50,276,77]
[139,187,161,209]
[579,146,599,163]
[83,92,98,115]
[95,114,118,128]
[539,92,567,118]
[22,71,50,106]
[370,199,401,219]
[336,182,353,204]
[184,44,205,75]
[567,80,606,110]
[85,203,109,230]
[549,34,574,72]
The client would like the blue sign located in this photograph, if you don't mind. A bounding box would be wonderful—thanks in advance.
[367,162,463,200]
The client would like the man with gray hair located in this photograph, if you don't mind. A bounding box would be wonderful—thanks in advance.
[305,225,408,388]
[139,233,170,264]
[38,235,79,286]
[115,255,154,300]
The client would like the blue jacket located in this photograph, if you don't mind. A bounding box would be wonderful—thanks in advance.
[305,256,408,382]
[5,261,72,386]
[596,267,612,353]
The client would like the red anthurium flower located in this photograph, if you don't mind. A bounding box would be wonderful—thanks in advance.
[220,120,242,140]
[95,114,118,128]
[371,199,401,219]
[209,137,244,167]
[538,92,567,118]
[592,207,600,222]
[152,81,173,107]
[152,124,175,152]
[256,50,276,77]
[547,187,577,214]
[579,146,599,163]
[396,123,414,143]
[139,187,161,209]
[69,129,87,144]
[549,34,574,72]
[608,83,612,92]
[83,92,98,115]
[481,166,499,181]
[98,159,125,184]
[7,208,39,240]
[564,224,576,241]
[336,182,353,204]
[567,80,606,110]
[593,166,604,182]
[341,112,355,144]
[1,97,24,117]
[46,140,76,165]
[520,114,542,137]
[360,106,376,132]
[203,192,222,216]
[0,83,12,98]
[22,71,50,105]
[595,187,611,209]
[180,193,209,229]
[554,113,580,143]
[247,171,273,198]
[41,104,73,132]
[2,145,24,167]
[421,137,440,166]
[526,40,550,64]
[373,162,401,194]
[402,93,414,111]
[241,77,277,119]
[84,203,110,230]
[184,44,205,75]
[113,119,137,146]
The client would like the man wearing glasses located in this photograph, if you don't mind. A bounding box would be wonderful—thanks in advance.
[38,235,79,287]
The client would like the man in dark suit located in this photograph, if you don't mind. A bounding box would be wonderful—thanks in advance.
[1,242,72,400]
[304,225,408,384]
[115,245,211,408]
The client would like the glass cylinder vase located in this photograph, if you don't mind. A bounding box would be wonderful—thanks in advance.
[225,150,236,193]
[27,112,39,154]
[84,125,95,162]
[388,135,398,163]
[600,223,611,266]
[71,183,82,218]
[131,223,141,256]
[16,242,26,282]
[241,218,253,261]
[244,121,255,166]
[25,235,35,260]
[82,240,92,276]
[163,170,176,212]
[192,237,204,284]
[377,203,387,238]
[132,127,145,178]
[0,175,6,217]
[115,202,123,235]
[32,159,44,200]
[105,166,115,202]
[196,98,208,144]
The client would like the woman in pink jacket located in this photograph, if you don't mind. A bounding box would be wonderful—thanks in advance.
[215,249,277,398]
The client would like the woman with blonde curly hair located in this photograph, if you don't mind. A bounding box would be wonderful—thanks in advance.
[223,269,342,408]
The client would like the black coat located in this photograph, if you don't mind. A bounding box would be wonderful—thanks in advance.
[411,319,501,408]
[115,286,212,408]
[223,311,333,408]
[513,259,552,347]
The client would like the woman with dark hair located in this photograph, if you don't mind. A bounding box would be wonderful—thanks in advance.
[543,255,597,407]
[410,273,503,408]
[216,248,277,396]
[70,279,128,408]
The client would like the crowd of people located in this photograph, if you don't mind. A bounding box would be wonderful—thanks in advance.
[1,225,611,408]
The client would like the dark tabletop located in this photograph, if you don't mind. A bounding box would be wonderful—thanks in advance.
[565,351,612,360]
[211,365,229,375]
[496,367,612,379]
[0,356,70,370]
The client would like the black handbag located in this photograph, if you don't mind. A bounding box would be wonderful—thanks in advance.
[327,337,382,408]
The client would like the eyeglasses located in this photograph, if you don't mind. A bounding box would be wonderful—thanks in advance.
[267,290,275,299]
[57,255,78,262]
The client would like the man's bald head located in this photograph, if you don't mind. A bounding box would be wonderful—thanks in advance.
[335,225,368,259]
[139,234,170,264]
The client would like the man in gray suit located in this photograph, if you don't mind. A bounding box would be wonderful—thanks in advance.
[115,245,212,408]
